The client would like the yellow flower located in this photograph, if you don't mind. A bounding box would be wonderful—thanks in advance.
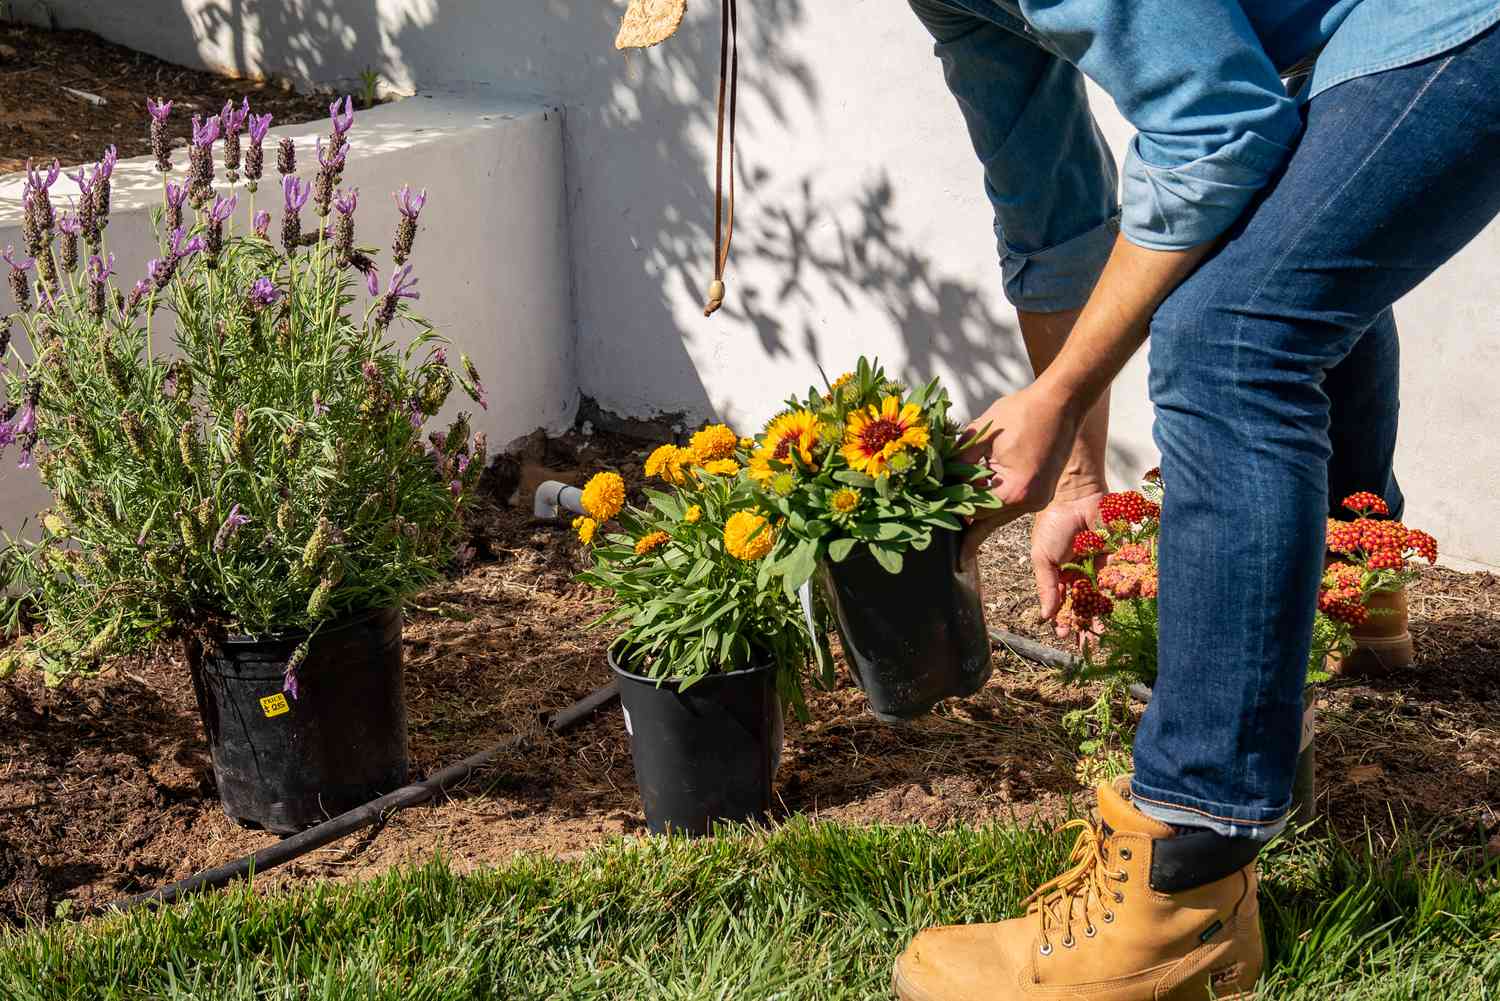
[739,437,756,450]
[689,424,738,463]
[761,410,821,467]
[42,513,66,536]
[644,443,677,479]
[723,510,775,561]
[824,371,855,401]
[830,488,861,514]
[581,471,626,521]
[701,458,740,477]
[841,395,930,476]
[634,530,671,556]
[573,516,598,545]
[747,449,777,484]
[683,505,702,524]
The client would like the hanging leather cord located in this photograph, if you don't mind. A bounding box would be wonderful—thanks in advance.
[704,0,738,317]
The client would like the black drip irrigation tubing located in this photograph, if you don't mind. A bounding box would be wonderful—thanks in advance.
[103,630,1111,915]
[102,682,620,915]
[989,627,1153,704]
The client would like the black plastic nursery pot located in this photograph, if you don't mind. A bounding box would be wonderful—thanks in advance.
[1129,683,1317,828]
[610,652,785,837]
[190,606,409,835]
[820,527,992,722]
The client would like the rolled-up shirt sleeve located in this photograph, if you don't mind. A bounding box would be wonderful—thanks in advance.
[910,0,1119,312]
[1022,0,1303,251]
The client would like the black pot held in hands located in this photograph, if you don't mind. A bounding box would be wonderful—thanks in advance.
[610,651,785,836]
[821,527,992,722]
[190,606,409,834]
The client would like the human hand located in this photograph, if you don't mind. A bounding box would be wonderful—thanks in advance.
[1030,491,1106,635]
[957,382,1081,568]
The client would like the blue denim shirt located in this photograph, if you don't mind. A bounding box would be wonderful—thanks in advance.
[910,0,1500,310]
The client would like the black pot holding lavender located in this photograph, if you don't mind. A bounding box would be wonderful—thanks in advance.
[0,95,492,832]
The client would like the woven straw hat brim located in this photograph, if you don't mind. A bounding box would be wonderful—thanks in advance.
[615,0,688,49]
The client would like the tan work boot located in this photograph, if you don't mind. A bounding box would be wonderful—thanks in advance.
[893,778,1264,1001]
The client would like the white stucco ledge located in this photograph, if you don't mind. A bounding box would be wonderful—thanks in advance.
[0,86,578,533]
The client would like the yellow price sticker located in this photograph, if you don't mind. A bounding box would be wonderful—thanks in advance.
[260,693,291,718]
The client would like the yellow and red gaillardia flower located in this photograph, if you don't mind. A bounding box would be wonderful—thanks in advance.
[841,396,929,476]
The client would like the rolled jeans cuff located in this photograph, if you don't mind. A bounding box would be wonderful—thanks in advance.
[1130,776,1290,843]
[1000,213,1118,313]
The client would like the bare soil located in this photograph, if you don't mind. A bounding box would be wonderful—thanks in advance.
[0,23,349,177]
[1,428,1496,926]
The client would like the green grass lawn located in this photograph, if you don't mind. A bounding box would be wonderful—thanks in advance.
[3,820,1497,1000]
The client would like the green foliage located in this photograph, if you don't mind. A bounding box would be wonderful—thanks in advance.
[752,356,1000,594]
[357,67,382,108]
[2,821,1494,999]
[1,131,481,683]
[576,455,813,711]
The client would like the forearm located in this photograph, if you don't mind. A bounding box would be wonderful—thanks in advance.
[1018,308,1109,499]
[1037,235,1216,417]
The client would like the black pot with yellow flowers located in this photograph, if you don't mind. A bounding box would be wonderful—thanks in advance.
[752,358,999,722]
[0,98,489,833]
[575,426,813,836]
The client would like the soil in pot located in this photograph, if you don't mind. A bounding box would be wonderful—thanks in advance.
[192,606,408,834]
[821,528,992,722]
[610,653,784,836]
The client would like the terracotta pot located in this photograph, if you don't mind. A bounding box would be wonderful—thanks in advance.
[1334,587,1414,677]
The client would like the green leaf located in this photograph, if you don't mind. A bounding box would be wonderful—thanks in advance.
[834,470,877,489]
[827,537,858,563]
[869,543,904,575]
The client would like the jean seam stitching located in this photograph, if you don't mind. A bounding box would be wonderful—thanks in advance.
[1132,788,1287,826]
[1217,48,1456,810]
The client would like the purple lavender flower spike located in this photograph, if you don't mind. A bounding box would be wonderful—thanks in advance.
[57,213,80,236]
[221,96,250,134]
[147,258,165,282]
[249,112,274,144]
[87,253,116,281]
[283,668,300,700]
[147,97,173,123]
[395,185,427,219]
[249,277,281,307]
[191,114,221,148]
[26,159,60,192]
[166,181,188,208]
[170,228,207,259]
[68,167,90,195]
[329,95,355,135]
[1,245,31,271]
[317,136,350,171]
[365,266,381,298]
[0,424,14,451]
[16,445,32,470]
[449,480,463,497]
[14,401,36,437]
[283,175,311,212]
[209,193,239,223]
[213,503,251,551]
[96,146,118,181]
[253,210,271,238]
[387,263,420,300]
[334,187,359,216]
[311,392,329,416]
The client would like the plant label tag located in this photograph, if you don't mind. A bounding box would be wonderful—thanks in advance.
[260,693,291,718]
[1299,705,1316,753]
[622,706,634,736]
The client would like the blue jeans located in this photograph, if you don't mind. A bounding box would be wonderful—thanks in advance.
[1135,23,1500,839]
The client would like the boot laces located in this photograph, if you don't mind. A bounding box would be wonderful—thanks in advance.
[1022,819,1127,952]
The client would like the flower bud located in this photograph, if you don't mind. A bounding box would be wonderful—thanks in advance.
[276,499,294,535]
[119,413,148,459]
[231,406,250,465]
[179,512,202,548]
[178,420,199,473]
[302,516,331,572]
[306,577,334,620]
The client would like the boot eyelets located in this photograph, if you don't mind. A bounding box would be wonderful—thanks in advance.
[1116,872,1129,883]
[1102,910,1115,923]
[1113,891,1124,904]
[1039,943,1053,957]
[1118,847,1132,861]
[1084,925,1097,938]
[1061,935,1075,949]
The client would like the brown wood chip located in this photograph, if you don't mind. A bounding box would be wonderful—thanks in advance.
[614,0,688,50]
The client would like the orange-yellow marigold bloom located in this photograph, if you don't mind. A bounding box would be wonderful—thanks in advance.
[683,504,702,524]
[701,458,740,477]
[690,424,738,463]
[580,471,625,521]
[634,530,670,556]
[573,516,598,545]
[723,510,774,561]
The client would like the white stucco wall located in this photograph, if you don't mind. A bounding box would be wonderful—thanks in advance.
[17,1,1500,567]
[0,88,576,531]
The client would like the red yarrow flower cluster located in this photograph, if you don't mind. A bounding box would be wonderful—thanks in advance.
[1112,543,1153,565]
[1071,530,1107,558]
[1342,492,1389,516]
[1068,576,1114,619]
[1097,562,1158,600]
[1098,490,1159,527]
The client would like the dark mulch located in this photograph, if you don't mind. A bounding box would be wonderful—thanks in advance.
[0,428,1495,926]
[0,23,354,177]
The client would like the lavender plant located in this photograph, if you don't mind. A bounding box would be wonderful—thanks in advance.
[0,96,487,688]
